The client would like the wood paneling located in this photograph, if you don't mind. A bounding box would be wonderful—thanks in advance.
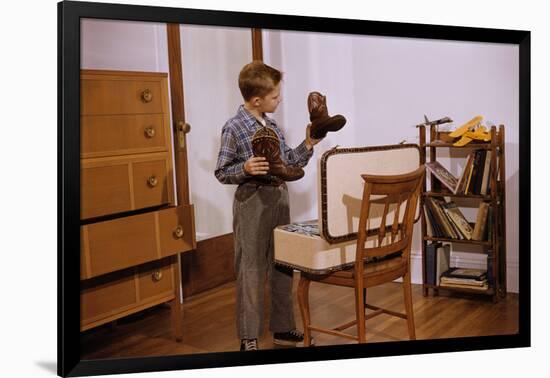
[181,233,235,297]
[80,277,519,358]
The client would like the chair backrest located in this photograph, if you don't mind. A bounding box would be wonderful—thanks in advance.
[355,166,425,265]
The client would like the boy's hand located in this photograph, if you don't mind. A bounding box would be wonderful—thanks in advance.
[305,123,323,150]
[244,156,270,175]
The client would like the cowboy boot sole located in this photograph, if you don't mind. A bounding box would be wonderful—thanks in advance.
[310,114,347,139]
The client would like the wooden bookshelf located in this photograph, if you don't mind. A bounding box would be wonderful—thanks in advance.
[423,191,492,200]
[419,124,507,302]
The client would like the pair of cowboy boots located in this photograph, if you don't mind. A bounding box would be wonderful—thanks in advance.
[251,127,304,181]
[307,91,347,139]
[251,92,346,182]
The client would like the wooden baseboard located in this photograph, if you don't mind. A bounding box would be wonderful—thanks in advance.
[181,233,235,298]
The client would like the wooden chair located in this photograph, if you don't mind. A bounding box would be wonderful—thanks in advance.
[297,166,425,345]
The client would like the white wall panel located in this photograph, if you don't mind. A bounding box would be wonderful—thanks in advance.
[81,18,168,72]
[180,24,252,240]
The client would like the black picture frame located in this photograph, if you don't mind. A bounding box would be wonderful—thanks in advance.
[58,1,531,376]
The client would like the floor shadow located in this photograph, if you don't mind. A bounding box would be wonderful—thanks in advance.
[35,361,57,374]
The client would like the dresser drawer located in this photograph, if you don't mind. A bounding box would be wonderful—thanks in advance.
[81,205,195,279]
[81,162,132,219]
[81,153,174,219]
[81,74,165,115]
[80,257,177,331]
[132,158,171,210]
[81,114,169,158]
[137,258,175,302]
[81,268,137,329]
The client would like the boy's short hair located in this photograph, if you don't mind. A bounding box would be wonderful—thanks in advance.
[238,61,282,101]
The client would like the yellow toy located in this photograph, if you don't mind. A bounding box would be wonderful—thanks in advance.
[449,116,491,146]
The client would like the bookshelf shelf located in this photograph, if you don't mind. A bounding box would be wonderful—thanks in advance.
[424,284,495,296]
[419,124,507,302]
[423,191,492,200]
[423,236,492,246]
[424,142,493,149]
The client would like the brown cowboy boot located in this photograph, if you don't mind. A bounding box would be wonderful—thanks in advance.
[307,91,347,139]
[251,127,305,181]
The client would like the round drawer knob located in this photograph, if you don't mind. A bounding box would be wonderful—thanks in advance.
[152,270,163,282]
[173,225,184,238]
[144,127,156,138]
[147,176,158,187]
[141,89,153,103]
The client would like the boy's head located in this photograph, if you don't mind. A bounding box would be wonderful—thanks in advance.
[239,61,283,113]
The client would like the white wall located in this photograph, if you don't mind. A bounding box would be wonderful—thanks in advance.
[179,24,252,241]
[263,30,519,292]
[81,18,169,72]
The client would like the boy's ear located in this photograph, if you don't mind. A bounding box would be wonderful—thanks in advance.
[251,96,262,107]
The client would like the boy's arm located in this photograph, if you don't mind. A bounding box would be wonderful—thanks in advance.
[215,127,249,185]
[279,126,317,167]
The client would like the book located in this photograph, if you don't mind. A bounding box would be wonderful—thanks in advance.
[426,198,449,238]
[442,201,474,240]
[464,151,478,194]
[435,198,463,239]
[457,152,474,194]
[440,277,487,286]
[425,242,442,285]
[424,206,434,237]
[473,150,487,194]
[486,206,493,241]
[468,150,483,194]
[428,198,458,239]
[439,281,489,291]
[472,202,490,241]
[442,267,487,280]
[435,244,451,284]
[480,150,492,195]
[425,162,460,194]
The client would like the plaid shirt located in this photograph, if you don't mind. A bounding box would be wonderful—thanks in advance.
[215,105,313,185]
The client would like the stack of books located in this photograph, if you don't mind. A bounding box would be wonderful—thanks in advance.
[439,268,489,291]
[424,197,474,240]
[425,149,492,195]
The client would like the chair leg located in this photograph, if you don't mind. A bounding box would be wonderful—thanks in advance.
[297,274,312,346]
[355,284,366,343]
[402,272,416,340]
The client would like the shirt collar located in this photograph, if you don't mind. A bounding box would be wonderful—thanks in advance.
[238,105,277,131]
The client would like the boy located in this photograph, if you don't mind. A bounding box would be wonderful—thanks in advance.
[215,61,322,351]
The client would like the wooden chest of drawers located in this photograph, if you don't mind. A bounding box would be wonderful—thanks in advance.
[80,70,195,338]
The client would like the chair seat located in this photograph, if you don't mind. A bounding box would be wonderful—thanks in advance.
[331,255,406,279]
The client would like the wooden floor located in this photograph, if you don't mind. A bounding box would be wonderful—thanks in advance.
[81,274,519,359]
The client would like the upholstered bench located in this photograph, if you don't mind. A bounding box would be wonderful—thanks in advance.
[274,144,421,273]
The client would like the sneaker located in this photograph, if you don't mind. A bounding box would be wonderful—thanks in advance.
[240,338,258,351]
[273,329,314,346]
